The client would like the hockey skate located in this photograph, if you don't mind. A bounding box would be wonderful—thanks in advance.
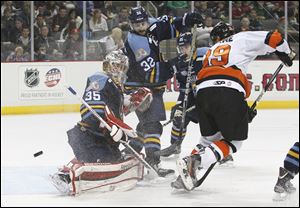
[171,175,186,190]
[176,154,202,191]
[273,167,296,201]
[159,143,181,158]
[217,154,234,168]
[49,171,71,195]
[151,162,175,178]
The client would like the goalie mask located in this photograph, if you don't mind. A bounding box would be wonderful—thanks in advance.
[103,50,129,89]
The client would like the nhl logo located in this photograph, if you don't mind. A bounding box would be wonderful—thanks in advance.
[24,68,40,88]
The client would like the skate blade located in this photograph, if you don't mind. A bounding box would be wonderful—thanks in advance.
[176,159,194,191]
[216,161,235,169]
[272,192,288,201]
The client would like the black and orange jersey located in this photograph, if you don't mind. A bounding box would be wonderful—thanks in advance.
[197,30,291,98]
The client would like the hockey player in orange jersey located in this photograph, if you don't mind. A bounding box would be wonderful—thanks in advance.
[173,22,296,191]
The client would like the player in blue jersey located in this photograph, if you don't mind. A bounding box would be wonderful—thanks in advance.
[273,142,299,201]
[123,6,204,177]
[158,32,209,157]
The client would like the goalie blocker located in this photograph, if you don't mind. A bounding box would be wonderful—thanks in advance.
[50,155,144,195]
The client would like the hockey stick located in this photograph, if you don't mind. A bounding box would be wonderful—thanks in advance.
[249,63,284,111]
[193,63,285,189]
[65,86,159,177]
[162,105,196,127]
[176,24,198,145]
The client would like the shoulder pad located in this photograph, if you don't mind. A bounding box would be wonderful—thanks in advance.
[86,72,109,91]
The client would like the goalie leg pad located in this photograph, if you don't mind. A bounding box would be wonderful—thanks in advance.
[64,156,144,195]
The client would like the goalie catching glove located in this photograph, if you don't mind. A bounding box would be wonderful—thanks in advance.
[104,106,138,142]
[123,87,153,115]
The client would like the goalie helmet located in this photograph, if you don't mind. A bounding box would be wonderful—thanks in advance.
[210,22,234,43]
[103,50,129,88]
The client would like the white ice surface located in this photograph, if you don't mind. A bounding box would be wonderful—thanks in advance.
[1,110,299,207]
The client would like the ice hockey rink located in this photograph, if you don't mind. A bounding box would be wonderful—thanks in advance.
[1,109,299,207]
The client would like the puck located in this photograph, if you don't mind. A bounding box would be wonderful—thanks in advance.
[34,151,43,157]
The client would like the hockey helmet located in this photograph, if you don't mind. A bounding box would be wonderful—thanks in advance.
[177,32,192,47]
[128,6,148,23]
[177,32,192,56]
[103,50,129,88]
[210,22,234,43]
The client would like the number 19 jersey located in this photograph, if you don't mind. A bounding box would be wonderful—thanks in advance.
[197,31,291,98]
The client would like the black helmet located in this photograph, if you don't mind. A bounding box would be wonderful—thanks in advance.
[210,22,235,43]
[177,32,192,46]
[128,6,148,23]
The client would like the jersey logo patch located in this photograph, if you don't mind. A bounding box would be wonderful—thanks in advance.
[136,48,149,60]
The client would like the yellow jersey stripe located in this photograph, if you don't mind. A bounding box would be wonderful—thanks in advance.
[80,105,105,115]
[171,130,186,136]
[288,150,299,159]
[144,138,160,144]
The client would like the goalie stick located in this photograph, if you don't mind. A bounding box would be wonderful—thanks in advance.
[65,85,159,177]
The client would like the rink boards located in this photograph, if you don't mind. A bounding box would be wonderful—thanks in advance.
[1,60,299,115]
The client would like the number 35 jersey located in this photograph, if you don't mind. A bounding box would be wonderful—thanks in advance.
[197,31,291,98]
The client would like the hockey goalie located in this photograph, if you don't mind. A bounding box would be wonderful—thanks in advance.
[50,50,153,195]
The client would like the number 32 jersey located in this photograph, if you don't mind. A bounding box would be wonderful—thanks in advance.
[197,31,291,98]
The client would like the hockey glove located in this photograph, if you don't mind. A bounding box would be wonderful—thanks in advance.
[110,125,127,142]
[247,106,257,123]
[184,12,204,28]
[275,50,296,67]
[123,87,153,115]
[170,103,183,120]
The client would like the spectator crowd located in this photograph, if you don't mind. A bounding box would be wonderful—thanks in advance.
[1,1,298,62]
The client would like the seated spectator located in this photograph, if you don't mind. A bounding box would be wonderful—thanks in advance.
[272,2,285,20]
[195,1,213,19]
[232,1,243,19]
[52,6,69,33]
[103,1,117,19]
[17,1,31,26]
[34,25,59,56]
[86,43,103,61]
[102,27,124,54]
[253,1,267,20]
[89,9,108,39]
[62,28,83,60]
[16,27,31,53]
[236,16,251,32]
[69,9,83,29]
[34,44,49,61]
[116,7,131,32]
[241,1,253,15]
[1,1,16,17]
[10,18,24,44]
[196,16,213,47]
[212,2,228,20]
[60,18,78,40]
[249,10,263,31]
[34,14,47,38]
[6,46,29,62]
[59,9,83,40]
[1,7,15,42]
